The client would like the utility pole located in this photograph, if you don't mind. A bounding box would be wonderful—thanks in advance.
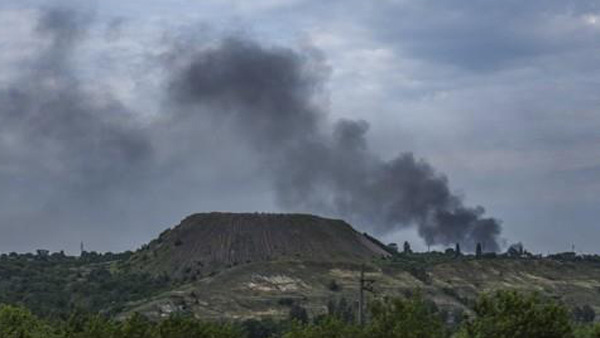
[358,264,375,325]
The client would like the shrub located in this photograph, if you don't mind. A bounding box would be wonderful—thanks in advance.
[0,304,57,338]
[284,317,364,338]
[367,293,448,338]
[289,305,309,324]
[459,290,573,338]
[327,279,341,292]
[326,297,354,323]
[573,305,596,323]
[278,298,295,307]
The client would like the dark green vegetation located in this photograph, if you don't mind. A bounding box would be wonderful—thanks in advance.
[3,212,600,337]
[2,291,600,337]
[0,251,170,318]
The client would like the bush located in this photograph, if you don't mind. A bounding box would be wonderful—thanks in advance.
[367,293,448,338]
[326,297,354,323]
[574,323,600,338]
[573,305,596,323]
[278,298,295,307]
[157,315,240,338]
[242,318,284,338]
[458,290,573,338]
[284,317,364,338]
[0,304,57,338]
[289,305,309,324]
[327,279,341,292]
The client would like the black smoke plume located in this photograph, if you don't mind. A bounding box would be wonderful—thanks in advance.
[0,7,502,252]
[168,38,502,251]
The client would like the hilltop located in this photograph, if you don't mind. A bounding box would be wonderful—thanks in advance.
[128,213,390,279]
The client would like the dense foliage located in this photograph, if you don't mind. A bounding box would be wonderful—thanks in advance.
[3,247,600,337]
[2,291,599,338]
[457,290,573,338]
[0,252,170,318]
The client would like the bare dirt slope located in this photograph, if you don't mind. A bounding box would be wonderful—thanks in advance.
[130,213,389,279]
[124,258,600,321]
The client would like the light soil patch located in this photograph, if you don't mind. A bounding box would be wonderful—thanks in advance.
[246,274,309,292]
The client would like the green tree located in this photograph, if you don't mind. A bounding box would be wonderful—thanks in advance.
[573,305,596,323]
[403,241,412,254]
[459,290,573,338]
[366,294,448,338]
[157,315,240,338]
[326,297,354,323]
[60,311,119,338]
[0,304,57,338]
[242,318,284,338]
[120,312,157,338]
[69,315,118,338]
[475,243,482,258]
[289,305,309,324]
[573,323,600,338]
[284,317,364,338]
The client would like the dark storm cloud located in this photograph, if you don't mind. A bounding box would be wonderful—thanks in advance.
[168,38,502,251]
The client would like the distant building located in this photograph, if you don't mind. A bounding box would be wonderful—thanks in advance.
[388,243,399,252]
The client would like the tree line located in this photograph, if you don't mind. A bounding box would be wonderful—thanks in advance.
[1,290,599,338]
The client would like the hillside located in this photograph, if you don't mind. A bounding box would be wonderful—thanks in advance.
[4,212,600,323]
[117,213,600,321]
[128,213,390,279]
[125,256,600,321]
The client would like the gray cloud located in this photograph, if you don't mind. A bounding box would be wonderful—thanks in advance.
[0,7,159,252]
[365,0,600,71]
[0,8,152,194]
[3,0,599,254]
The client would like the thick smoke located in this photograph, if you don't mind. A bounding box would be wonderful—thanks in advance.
[168,38,502,251]
[0,7,502,252]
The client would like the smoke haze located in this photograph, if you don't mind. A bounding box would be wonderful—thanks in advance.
[168,38,502,251]
[0,7,502,252]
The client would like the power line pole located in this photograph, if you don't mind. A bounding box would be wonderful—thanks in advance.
[358,264,375,325]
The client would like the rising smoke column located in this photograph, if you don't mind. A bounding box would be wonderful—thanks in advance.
[168,37,502,251]
[0,6,502,252]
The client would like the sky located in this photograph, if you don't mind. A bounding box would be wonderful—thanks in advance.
[0,0,599,254]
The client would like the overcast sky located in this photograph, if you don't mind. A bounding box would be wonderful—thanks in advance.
[1,0,599,254]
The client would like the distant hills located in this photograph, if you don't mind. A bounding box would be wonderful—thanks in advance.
[3,212,600,322]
